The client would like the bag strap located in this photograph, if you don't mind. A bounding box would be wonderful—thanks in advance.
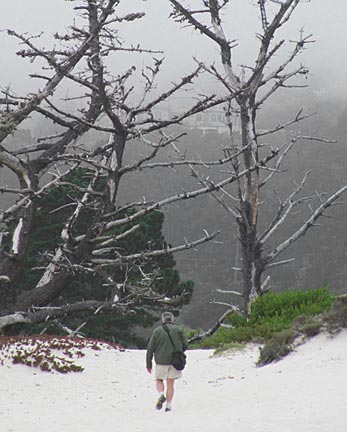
[163,324,178,351]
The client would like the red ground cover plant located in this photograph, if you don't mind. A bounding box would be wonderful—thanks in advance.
[0,335,123,373]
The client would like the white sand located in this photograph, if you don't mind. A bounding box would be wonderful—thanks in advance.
[1,331,347,432]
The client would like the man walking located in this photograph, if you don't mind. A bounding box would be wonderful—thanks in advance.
[146,311,188,412]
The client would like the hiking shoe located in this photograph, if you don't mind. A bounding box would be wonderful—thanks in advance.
[155,395,166,410]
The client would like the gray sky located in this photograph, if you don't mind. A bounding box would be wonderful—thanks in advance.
[1,0,347,97]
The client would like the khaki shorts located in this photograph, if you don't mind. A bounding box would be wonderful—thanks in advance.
[155,364,182,380]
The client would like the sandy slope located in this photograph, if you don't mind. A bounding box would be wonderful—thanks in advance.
[1,331,347,432]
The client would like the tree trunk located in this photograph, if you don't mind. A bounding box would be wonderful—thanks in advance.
[238,201,256,315]
[14,270,70,311]
[0,174,38,307]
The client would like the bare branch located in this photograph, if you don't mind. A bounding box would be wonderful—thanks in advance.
[90,229,223,266]
[0,164,79,223]
[188,306,238,344]
[259,169,311,244]
[265,184,347,265]
[256,109,314,137]
[216,289,242,296]
[265,258,295,269]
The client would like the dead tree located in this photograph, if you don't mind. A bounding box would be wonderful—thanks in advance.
[169,0,347,316]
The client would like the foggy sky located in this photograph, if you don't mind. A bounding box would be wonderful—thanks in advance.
[1,0,347,97]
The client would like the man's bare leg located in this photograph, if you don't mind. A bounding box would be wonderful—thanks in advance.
[165,378,175,411]
[156,379,164,394]
[155,379,166,410]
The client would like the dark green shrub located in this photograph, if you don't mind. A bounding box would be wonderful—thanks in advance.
[250,287,335,328]
[198,326,254,349]
[324,295,347,332]
[224,311,248,328]
[257,330,295,366]
[302,321,322,337]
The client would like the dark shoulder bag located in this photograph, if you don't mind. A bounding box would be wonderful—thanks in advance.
[163,324,187,371]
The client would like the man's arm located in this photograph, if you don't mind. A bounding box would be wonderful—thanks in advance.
[146,331,156,371]
[180,329,189,351]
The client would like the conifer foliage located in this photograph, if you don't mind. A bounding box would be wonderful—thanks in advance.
[6,169,193,345]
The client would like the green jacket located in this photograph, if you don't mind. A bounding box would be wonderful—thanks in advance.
[146,323,189,368]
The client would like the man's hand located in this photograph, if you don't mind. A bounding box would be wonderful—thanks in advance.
[147,367,152,374]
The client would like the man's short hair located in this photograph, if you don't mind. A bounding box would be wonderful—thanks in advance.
[162,312,174,323]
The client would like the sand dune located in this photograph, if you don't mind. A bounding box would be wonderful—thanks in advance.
[1,331,347,432]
